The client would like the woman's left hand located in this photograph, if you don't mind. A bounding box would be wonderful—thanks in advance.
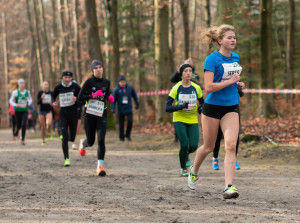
[72,96,77,102]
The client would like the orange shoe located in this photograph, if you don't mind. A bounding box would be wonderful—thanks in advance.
[78,139,86,156]
[97,165,106,176]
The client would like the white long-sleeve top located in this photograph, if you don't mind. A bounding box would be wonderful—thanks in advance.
[9,89,33,107]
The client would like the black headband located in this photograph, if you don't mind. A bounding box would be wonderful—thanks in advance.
[62,71,73,77]
[179,64,193,76]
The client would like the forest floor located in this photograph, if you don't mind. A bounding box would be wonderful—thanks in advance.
[0,127,300,223]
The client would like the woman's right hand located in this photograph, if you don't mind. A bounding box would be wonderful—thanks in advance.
[230,73,240,84]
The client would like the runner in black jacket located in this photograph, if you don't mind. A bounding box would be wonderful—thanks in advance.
[53,69,81,167]
[78,60,114,176]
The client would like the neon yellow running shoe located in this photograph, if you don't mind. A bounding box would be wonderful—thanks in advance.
[223,185,239,199]
[41,141,46,146]
[48,135,53,141]
[188,165,199,190]
[64,158,70,167]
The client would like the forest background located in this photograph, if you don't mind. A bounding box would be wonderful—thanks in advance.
[0,0,299,143]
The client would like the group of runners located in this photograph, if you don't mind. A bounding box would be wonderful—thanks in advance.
[9,24,244,199]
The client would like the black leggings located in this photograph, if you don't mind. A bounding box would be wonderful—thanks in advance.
[118,113,133,140]
[60,110,78,159]
[11,115,16,136]
[14,111,28,141]
[83,113,107,160]
[213,127,239,158]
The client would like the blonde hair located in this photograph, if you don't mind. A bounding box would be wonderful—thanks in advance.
[202,24,235,46]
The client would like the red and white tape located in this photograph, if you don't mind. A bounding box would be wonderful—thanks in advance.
[137,89,300,96]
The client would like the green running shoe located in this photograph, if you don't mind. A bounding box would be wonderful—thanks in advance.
[223,185,239,199]
[41,141,46,146]
[59,135,63,141]
[48,135,53,141]
[188,165,199,190]
[64,158,70,167]
[181,169,189,177]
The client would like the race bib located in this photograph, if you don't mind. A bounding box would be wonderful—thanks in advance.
[86,99,104,117]
[42,94,51,104]
[59,92,74,107]
[221,62,242,82]
[122,96,128,104]
[178,93,197,110]
[18,99,28,108]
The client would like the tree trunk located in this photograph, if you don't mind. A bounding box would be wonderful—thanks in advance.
[206,0,211,27]
[286,0,295,103]
[51,0,59,81]
[2,11,9,127]
[218,0,233,25]
[26,0,43,86]
[85,0,104,64]
[179,0,189,59]
[170,0,175,71]
[73,0,82,83]
[258,0,277,116]
[154,0,171,123]
[38,0,55,87]
[108,0,120,87]
[57,0,67,71]
[33,0,45,84]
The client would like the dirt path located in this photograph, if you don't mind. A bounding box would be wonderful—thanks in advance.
[0,128,299,223]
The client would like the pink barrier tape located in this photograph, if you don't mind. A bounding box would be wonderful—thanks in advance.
[137,89,300,96]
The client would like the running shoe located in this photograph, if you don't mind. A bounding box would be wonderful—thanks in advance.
[78,139,86,156]
[21,141,25,145]
[235,162,241,170]
[48,135,53,141]
[12,136,16,141]
[188,165,199,190]
[41,141,46,146]
[212,158,219,170]
[223,185,239,199]
[59,135,63,141]
[72,143,77,150]
[186,156,191,167]
[181,169,189,176]
[64,158,70,167]
[97,165,106,176]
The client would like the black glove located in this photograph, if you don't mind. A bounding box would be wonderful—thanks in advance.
[182,102,188,109]
[238,88,244,97]
[197,104,203,114]
[135,104,139,110]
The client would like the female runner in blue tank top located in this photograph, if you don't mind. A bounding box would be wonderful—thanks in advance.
[188,24,245,199]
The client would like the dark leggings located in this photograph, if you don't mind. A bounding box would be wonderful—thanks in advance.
[213,127,239,158]
[60,110,78,159]
[174,122,199,169]
[12,115,16,136]
[83,113,107,160]
[118,113,133,140]
[14,111,28,141]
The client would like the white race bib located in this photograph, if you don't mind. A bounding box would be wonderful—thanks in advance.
[59,92,74,107]
[221,62,242,82]
[86,99,104,117]
[18,99,28,108]
[122,96,128,104]
[178,93,197,110]
[42,94,51,104]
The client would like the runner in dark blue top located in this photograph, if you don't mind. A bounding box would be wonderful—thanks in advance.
[188,24,245,199]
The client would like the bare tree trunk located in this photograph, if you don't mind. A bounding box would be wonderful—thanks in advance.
[179,0,189,59]
[286,0,295,103]
[169,0,175,71]
[206,0,211,27]
[73,0,82,83]
[258,0,277,116]
[51,0,59,83]
[107,0,120,87]
[26,0,43,86]
[154,0,171,123]
[2,10,9,127]
[57,0,66,71]
[38,0,55,86]
[85,0,104,64]
[33,0,45,84]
